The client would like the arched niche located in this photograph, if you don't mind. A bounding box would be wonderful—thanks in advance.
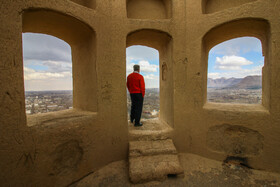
[127,0,172,19]
[70,0,96,9]
[202,19,271,108]
[202,0,257,14]
[127,29,174,126]
[22,9,97,112]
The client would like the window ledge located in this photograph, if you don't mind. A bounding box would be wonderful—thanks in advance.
[203,102,269,114]
[27,109,97,127]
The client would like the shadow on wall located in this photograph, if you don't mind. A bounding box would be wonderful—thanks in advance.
[202,0,257,14]
[127,0,172,19]
[70,0,96,9]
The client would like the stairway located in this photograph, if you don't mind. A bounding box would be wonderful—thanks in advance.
[128,138,184,184]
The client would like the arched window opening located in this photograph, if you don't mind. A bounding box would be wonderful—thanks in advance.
[22,9,97,123]
[126,45,160,120]
[207,37,264,104]
[23,33,73,115]
[127,29,173,127]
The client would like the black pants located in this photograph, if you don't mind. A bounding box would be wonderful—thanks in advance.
[130,93,144,124]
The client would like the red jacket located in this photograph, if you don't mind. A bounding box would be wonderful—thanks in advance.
[127,72,145,97]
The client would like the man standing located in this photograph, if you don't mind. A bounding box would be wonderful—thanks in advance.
[127,65,145,126]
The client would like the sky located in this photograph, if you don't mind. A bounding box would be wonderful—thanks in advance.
[22,33,263,91]
[23,33,72,91]
[208,37,264,79]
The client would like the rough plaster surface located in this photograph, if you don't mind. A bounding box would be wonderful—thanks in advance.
[0,0,280,186]
[207,124,264,157]
[71,153,280,187]
[52,140,83,176]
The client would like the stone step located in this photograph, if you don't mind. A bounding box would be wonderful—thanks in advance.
[128,138,184,184]
[129,154,184,184]
[129,139,177,157]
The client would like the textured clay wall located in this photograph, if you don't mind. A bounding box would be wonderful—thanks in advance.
[0,1,129,186]
[0,0,279,186]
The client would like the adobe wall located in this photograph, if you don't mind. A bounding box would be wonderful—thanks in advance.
[0,0,279,186]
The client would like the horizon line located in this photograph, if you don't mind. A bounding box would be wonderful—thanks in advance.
[26,88,160,92]
[208,75,261,80]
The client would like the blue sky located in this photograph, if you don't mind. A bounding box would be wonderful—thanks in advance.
[208,37,264,79]
[22,34,263,91]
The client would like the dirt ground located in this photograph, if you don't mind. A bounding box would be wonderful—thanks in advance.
[70,153,280,187]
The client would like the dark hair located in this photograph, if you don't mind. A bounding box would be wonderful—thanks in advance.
[133,65,140,71]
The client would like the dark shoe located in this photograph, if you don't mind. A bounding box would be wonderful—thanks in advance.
[134,123,143,127]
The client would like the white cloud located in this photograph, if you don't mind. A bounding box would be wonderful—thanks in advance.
[24,67,72,81]
[24,78,72,91]
[126,58,135,73]
[139,61,158,72]
[144,74,159,80]
[42,60,72,72]
[208,73,221,79]
[215,55,253,70]
[126,60,158,73]
[24,66,72,91]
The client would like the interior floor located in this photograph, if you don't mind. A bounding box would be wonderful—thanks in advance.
[70,153,280,187]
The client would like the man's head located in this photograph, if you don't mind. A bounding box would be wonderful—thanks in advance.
[133,64,140,72]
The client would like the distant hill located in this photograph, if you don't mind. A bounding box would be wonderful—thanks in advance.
[232,75,262,89]
[208,77,242,88]
[208,75,262,89]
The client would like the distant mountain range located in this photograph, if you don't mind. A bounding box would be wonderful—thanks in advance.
[208,75,262,89]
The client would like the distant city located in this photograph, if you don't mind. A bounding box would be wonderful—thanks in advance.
[25,75,262,116]
[24,89,160,118]
[207,88,261,104]
[25,90,72,115]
